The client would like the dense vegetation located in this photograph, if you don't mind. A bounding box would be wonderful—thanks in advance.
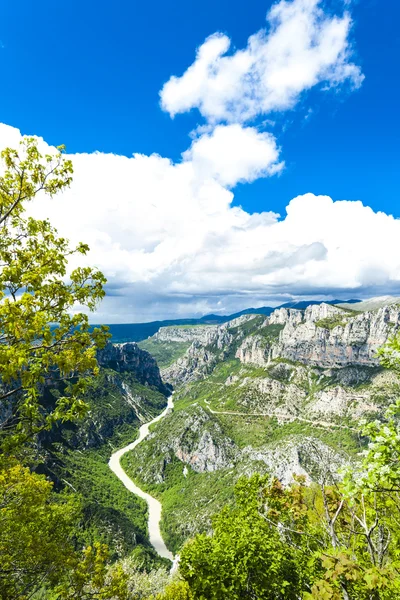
[174,393,400,599]
[138,338,191,368]
[315,317,347,330]
[46,370,168,562]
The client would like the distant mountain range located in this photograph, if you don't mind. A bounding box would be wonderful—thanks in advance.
[94,299,362,343]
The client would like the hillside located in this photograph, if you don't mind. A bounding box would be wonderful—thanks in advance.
[37,342,171,564]
[122,300,400,551]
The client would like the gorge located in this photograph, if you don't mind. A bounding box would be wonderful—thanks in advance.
[105,297,400,554]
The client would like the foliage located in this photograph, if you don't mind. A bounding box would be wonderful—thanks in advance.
[257,323,285,340]
[138,339,191,368]
[179,474,307,599]
[155,580,193,599]
[0,138,109,451]
[227,315,264,337]
[178,469,400,599]
[345,401,400,495]
[41,368,169,561]
[0,458,76,598]
[315,317,347,330]
[61,449,150,559]
[117,556,170,599]
[0,458,128,600]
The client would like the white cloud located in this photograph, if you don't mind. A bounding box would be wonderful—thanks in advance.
[160,0,363,123]
[1,122,399,323]
[182,124,284,187]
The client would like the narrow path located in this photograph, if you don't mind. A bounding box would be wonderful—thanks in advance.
[204,400,356,431]
[108,395,175,561]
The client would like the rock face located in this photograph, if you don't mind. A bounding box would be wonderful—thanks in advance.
[235,334,269,366]
[233,304,400,369]
[130,405,239,485]
[154,325,218,344]
[156,302,400,426]
[161,304,400,385]
[171,408,237,473]
[242,437,346,486]
[161,315,260,385]
[98,342,170,395]
[162,343,219,386]
[271,304,400,367]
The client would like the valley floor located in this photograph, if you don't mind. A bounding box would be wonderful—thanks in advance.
[109,396,175,561]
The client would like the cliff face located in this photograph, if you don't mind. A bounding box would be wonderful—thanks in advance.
[36,343,169,454]
[98,342,170,396]
[270,304,400,367]
[161,315,260,385]
[153,302,400,426]
[154,325,218,344]
[235,334,271,366]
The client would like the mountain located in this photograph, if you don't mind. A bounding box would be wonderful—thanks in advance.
[280,298,361,309]
[92,299,362,343]
[123,300,400,551]
[337,295,400,312]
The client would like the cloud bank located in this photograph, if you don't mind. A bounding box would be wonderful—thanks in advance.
[2,121,399,323]
[1,0,388,324]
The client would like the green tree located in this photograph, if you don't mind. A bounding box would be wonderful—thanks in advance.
[178,469,400,600]
[155,580,193,600]
[0,138,128,599]
[0,137,109,450]
[0,458,129,600]
[178,473,306,599]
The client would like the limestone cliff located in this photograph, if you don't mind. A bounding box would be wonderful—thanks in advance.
[271,303,400,367]
[98,342,170,395]
[156,302,400,426]
[161,315,262,385]
[154,325,218,344]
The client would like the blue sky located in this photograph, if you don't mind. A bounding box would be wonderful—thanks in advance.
[0,0,399,321]
[0,0,398,217]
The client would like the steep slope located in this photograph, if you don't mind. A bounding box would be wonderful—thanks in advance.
[37,342,170,563]
[122,304,400,552]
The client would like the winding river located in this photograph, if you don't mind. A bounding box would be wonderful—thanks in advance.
[108,395,175,562]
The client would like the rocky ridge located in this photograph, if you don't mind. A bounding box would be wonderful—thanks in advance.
[160,302,400,385]
[270,303,400,367]
[161,315,261,385]
[153,325,217,344]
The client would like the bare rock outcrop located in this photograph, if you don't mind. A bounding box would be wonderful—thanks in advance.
[98,342,170,395]
[271,304,400,367]
[161,315,258,385]
[235,334,269,366]
[154,325,218,344]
